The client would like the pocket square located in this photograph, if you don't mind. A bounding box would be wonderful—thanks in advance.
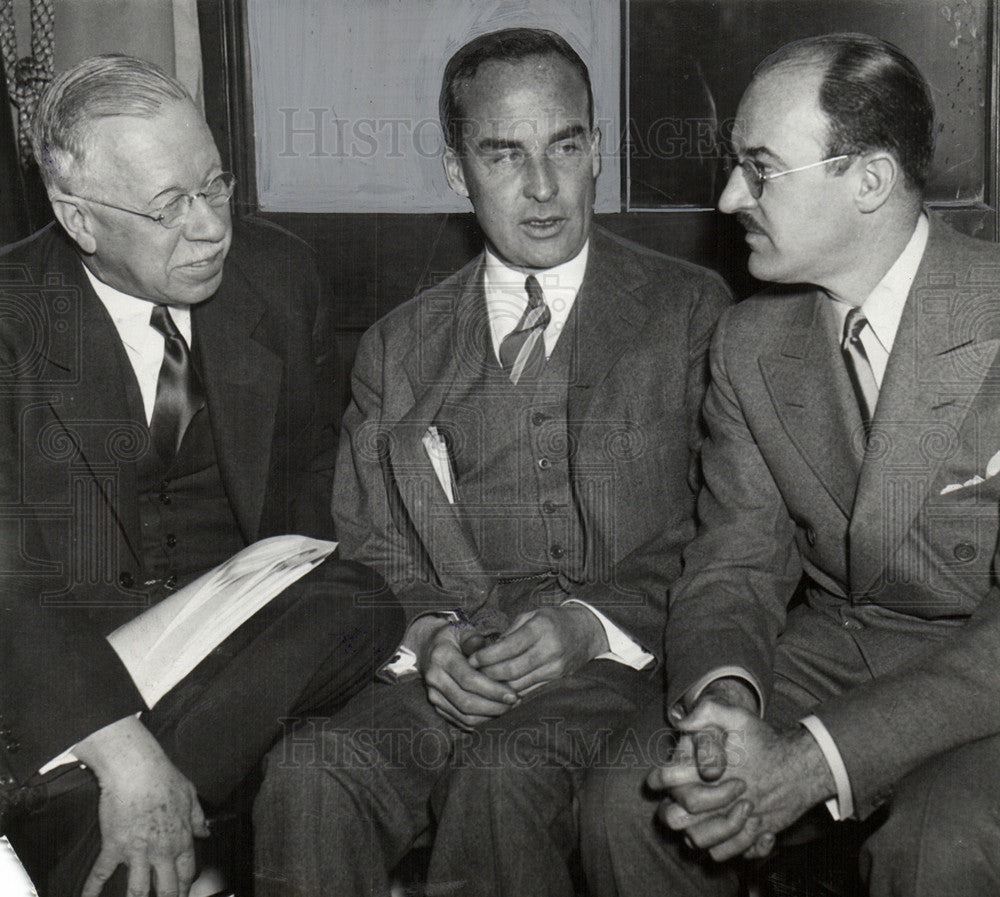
[422,425,457,504]
[940,449,1000,495]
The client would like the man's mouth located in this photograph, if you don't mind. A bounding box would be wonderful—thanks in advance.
[182,250,224,270]
[521,217,566,236]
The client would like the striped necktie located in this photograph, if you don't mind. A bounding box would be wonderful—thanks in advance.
[841,306,878,429]
[499,275,550,384]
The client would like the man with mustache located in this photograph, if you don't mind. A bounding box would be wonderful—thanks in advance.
[253,26,731,897]
[0,55,402,897]
[583,32,1000,897]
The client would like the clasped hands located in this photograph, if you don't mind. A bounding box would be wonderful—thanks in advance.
[647,681,835,862]
[413,604,608,729]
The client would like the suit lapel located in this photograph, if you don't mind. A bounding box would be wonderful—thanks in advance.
[193,269,282,542]
[759,292,863,517]
[42,240,143,567]
[850,228,1000,594]
[567,230,651,424]
[389,260,487,584]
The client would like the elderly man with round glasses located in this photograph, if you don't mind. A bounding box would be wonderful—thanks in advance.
[0,54,402,897]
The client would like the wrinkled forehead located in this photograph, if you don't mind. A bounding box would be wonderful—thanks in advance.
[731,63,828,159]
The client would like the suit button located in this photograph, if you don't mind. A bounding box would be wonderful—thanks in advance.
[805,528,817,547]
[166,533,177,548]
[165,574,178,589]
[538,458,551,470]
[159,492,171,505]
[953,542,977,562]
[5,739,19,753]
[0,773,15,786]
[119,571,134,588]
[531,412,548,426]
[550,544,565,559]
[542,500,557,514]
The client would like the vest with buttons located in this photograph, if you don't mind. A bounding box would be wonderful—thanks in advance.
[434,302,584,621]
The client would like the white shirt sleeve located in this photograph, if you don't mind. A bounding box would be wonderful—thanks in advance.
[800,714,854,820]
[560,599,655,670]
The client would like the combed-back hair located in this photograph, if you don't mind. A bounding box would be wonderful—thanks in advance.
[756,33,935,191]
[31,53,191,190]
[439,27,593,151]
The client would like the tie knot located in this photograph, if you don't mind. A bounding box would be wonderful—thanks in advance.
[150,304,181,340]
[843,306,868,348]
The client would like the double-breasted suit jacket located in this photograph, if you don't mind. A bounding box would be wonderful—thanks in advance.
[666,218,1000,817]
[334,226,733,657]
[0,219,337,788]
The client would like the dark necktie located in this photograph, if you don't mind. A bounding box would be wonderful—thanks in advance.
[841,306,878,428]
[499,275,550,384]
[149,305,205,462]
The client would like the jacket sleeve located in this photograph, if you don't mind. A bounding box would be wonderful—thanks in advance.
[813,586,1000,818]
[664,307,804,709]
[569,269,734,657]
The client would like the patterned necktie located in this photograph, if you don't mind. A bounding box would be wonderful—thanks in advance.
[499,275,550,384]
[149,305,205,462]
[841,306,879,428]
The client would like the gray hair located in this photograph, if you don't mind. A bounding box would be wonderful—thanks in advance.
[31,54,191,190]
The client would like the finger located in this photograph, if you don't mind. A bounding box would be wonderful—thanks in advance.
[151,858,180,897]
[505,660,562,694]
[647,759,703,792]
[427,656,516,706]
[663,778,747,820]
[175,841,198,896]
[707,815,765,863]
[469,620,538,667]
[123,854,152,897]
[694,726,727,782]
[675,699,742,735]
[190,795,209,839]
[742,831,777,860]
[427,686,497,729]
[81,850,121,897]
[684,800,753,851]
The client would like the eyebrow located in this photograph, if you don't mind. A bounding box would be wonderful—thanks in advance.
[474,124,589,154]
[148,169,224,204]
[740,145,785,166]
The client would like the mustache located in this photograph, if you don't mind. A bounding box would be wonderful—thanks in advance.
[736,212,766,235]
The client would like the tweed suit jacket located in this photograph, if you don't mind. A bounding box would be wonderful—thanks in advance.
[665,218,1000,817]
[334,226,732,657]
[0,219,337,786]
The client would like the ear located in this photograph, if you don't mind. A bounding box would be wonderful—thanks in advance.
[51,195,98,254]
[589,127,602,180]
[855,152,898,214]
[442,146,470,199]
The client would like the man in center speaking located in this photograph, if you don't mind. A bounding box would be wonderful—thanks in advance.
[254,27,731,896]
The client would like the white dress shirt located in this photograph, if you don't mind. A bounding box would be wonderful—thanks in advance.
[82,263,192,424]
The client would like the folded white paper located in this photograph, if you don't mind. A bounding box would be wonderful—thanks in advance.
[0,836,38,896]
[422,425,457,503]
[107,535,337,708]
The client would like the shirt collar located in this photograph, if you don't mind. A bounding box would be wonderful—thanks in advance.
[858,213,929,356]
[482,242,589,358]
[81,262,193,350]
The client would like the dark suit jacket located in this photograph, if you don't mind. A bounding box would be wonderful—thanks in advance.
[333,226,732,657]
[0,219,337,786]
[665,218,1000,817]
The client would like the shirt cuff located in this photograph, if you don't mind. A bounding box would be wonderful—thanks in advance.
[800,714,854,820]
[685,667,764,716]
[561,598,655,670]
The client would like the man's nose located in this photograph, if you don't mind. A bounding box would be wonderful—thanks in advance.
[718,165,754,215]
[182,194,230,241]
[523,154,558,202]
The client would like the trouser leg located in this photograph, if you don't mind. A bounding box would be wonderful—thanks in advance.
[426,662,659,897]
[253,679,456,897]
[862,734,1000,897]
[579,699,741,897]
